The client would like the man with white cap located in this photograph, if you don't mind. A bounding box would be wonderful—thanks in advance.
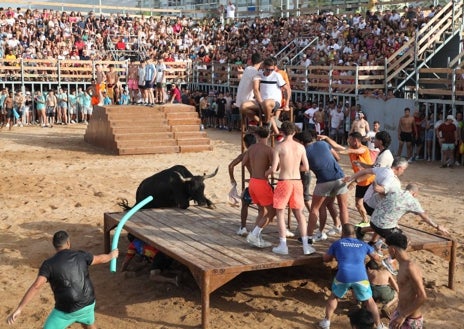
[437,115,458,168]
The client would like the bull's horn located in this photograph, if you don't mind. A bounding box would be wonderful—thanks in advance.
[174,171,192,182]
[204,166,219,179]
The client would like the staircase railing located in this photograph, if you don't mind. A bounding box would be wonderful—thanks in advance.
[386,0,463,91]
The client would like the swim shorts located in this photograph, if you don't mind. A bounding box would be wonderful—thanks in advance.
[389,310,423,329]
[372,284,395,304]
[332,278,372,302]
[273,179,304,210]
[43,301,96,329]
[241,187,253,204]
[249,178,273,207]
[400,132,413,143]
[313,179,348,197]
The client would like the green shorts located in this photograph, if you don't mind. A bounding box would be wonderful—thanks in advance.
[43,301,95,329]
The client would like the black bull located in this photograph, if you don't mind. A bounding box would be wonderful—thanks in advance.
[119,165,218,210]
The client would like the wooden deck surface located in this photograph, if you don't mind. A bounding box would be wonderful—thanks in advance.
[103,202,456,329]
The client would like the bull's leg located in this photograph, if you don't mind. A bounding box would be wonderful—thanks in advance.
[206,198,215,209]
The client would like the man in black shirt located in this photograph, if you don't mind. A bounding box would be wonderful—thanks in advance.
[7,231,118,328]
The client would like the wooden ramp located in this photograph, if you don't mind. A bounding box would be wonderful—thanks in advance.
[84,104,213,155]
[103,203,456,329]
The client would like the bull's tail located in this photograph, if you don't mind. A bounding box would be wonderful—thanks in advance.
[117,198,133,211]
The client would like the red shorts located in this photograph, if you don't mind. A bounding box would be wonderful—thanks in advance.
[273,180,304,210]
[249,178,274,207]
[128,79,138,90]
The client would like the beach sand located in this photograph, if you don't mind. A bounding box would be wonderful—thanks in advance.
[0,124,463,329]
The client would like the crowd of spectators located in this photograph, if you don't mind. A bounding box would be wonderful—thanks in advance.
[0,3,442,75]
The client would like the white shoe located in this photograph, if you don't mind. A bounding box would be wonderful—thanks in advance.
[272,244,289,255]
[236,227,248,236]
[313,231,328,242]
[303,244,316,255]
[246,234,272,248]
[326,226,341,236]
[319,318,330,328]
[285,229,295,238]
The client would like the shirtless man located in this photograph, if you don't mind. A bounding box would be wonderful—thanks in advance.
[45,90,58,128]
[95,64,106,105]
[127,58,139,104]
[105,64,119,104]
[350,111,370,140]
[242,127,275,248]
[228,133,258,236]
[265,121,314,255]
[396,108,417,162]
[386,233,426,329]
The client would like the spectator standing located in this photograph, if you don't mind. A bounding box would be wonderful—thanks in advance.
[225,1,236,24]
[127,58,139,105]
[56,87,68,125]
[437,115,458,168]
[144,57,156,106]
[237,53,262,126]
[396,108,416,163]
[45,90,57,128]
[329,103,345,144]
[154,56,167,104]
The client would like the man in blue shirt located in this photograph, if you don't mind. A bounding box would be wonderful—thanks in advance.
[320,224,384,329]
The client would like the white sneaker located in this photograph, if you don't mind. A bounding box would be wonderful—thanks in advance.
[326,226,341,236]
[319,318,330,328]
[303,244,316,255]
[313,231,328,242]
[285,229,295,238]
[236,227,248,236]
[272,244,289,255]
[246,234,272,248]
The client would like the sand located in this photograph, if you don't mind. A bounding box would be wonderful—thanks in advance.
[0,124,463,329]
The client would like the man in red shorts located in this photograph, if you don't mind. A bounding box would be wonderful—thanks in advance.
[266,121,315,255]
[242,127,275,248]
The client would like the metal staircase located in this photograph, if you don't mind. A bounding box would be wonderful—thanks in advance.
[274,37,318,66]
[386,0,464,92]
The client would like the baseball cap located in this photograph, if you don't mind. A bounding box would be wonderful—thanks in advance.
[446,115,455,121]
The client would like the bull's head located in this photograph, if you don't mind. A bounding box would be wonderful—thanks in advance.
[174,167,218,208]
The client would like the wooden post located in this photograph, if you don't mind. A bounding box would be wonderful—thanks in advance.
[448,239,457,289]
[201,271,211,329]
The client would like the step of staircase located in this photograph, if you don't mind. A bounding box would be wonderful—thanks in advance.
[84,104,213,155]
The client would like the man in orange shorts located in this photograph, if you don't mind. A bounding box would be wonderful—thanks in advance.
[266,121,315,255]
[242,127,275,248]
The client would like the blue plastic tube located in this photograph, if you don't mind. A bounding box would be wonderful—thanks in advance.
[110,195,153,272]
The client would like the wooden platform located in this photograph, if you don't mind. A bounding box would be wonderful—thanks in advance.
[103,203,456,329]
[84,104,213,155]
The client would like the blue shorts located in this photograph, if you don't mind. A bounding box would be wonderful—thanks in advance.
[241,187,253,204]
[331,278,372,301]
[43,301,96,329]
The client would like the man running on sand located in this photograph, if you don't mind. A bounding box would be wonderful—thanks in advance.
[265,121,314,255]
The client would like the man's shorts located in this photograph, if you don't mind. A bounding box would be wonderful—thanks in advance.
[331,278,372,302]
[441,143,455,151]
[43,301,96,329]
[241,187,253,205]
[145,81,154,89]
[389,310,423,329]
[355,184,370,199]
[313,179,348,197]
[249,178,273,207]
[270,100,281,113]
[273,179,304,210]
[400,132,413,143]
[156,82,165,89]
[128,79,138,90]
[372,284,395,304]
[301,171,311,201]
[370,222,402,239]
